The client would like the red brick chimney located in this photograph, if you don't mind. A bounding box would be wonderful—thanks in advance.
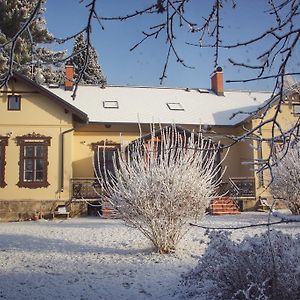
[211,66,224,96]
[65,64,74,91]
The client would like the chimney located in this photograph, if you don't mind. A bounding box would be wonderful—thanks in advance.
[211,66,224,96]
[65,64,74,91]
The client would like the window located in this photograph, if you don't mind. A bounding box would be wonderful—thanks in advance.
[293,104,300,115]
[16,134,51,188]
[0,136,8,188]
[8,95,21,111]
[257,140,264,187]
[197,88,210,94]
[92,141,120,180]
[166,102,184,111]
[103,101,119,109]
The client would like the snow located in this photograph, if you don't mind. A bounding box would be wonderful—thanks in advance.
[0,212,299,300]
[44,84,271,126]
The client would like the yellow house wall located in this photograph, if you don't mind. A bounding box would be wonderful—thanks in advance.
[72,123,254,181]
[252,101,299,201]
[0,80,74,202]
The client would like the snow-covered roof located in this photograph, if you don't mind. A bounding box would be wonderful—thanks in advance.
[45,85,272,126]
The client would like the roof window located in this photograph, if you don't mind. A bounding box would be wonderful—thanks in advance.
[48,83,60,88]
[167,102,184,111]
[197,89,210,94]
[103,101,119,109]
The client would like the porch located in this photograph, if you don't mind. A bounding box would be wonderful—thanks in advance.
[69,176,257,216]
[219,177,256,211]
[70,178,116,217]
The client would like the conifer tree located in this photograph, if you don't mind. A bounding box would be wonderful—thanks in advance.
[72,33,106,85]
[0,0,64,82]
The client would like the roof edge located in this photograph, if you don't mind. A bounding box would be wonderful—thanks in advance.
[11,72,88,123]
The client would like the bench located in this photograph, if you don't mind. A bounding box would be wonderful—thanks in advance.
[52,206,70,219]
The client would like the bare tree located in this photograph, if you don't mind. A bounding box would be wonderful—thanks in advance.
[269,144,300,214]
[95,126,225,253]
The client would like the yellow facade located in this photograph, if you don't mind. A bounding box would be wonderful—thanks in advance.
[252,96,300,202]
[1,74,297,220]
[0,76,78,220]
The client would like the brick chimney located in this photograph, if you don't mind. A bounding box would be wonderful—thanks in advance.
[65,64,74,91]
[211,66,224,96]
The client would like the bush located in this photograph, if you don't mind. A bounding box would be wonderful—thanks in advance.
[182,230,300,300]
[270,146,300,215]
[97,126,223,253]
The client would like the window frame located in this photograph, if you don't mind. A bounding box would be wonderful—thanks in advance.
[166,102,184,111]
[16,133,51,188]
[7,95,21,111]
[257,140,264,187]
[103,101,119,109]
[92,140,120,180]
[0,136,8,188]
[293,104,300,116]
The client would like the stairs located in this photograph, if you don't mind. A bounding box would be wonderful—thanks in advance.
[101,200,119,218]
[210,197,241,215]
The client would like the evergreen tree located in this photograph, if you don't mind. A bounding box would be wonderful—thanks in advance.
[0,0,64,82]
[72,33,106,85]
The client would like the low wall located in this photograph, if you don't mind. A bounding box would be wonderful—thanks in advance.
[0,200,90,222]
[0,200,62,222]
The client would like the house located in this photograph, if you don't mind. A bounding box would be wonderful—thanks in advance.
[0,66,298,221]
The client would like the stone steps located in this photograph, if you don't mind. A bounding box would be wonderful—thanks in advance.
[210,197,240,215]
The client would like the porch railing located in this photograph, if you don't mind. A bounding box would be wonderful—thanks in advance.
[228,177,256,198]
[71,176,255,201]
[219,177,255,198]
[71,178,101,200]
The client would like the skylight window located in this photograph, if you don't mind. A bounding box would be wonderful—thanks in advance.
[197,88,209,94]
[167,102,184,111]
[103,101,119,109]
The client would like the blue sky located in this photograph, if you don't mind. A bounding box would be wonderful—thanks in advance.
[44,0,299,91]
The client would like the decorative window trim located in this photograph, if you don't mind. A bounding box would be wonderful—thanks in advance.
[91,140,120,150]
[0,136,9,188]
[16,133,51,188]
[8,95,21,111]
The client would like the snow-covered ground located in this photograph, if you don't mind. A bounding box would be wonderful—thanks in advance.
[0,212,299,300]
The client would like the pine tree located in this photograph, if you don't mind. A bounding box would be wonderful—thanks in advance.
[0,0,65,82]
[72,33,106,85]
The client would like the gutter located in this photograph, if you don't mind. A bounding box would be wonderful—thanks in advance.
[60,127,75,192]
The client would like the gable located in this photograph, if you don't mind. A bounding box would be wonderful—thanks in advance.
[0,73,88,126]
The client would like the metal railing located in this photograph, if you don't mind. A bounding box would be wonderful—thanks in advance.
[70,178,102,200]
[71,177,255,201]
[228,177,256,198]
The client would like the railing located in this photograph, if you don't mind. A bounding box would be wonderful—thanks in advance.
[71,178,102,200]
[70,178,118,217]
[228,177,256,198]
[71,177,255,200]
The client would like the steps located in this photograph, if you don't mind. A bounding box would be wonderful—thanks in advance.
[101,200,119,218]
[210,197,240,215]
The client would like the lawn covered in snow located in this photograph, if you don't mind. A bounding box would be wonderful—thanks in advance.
[0,212,299,300]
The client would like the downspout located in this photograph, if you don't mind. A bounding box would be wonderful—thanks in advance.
[60,127,75,192]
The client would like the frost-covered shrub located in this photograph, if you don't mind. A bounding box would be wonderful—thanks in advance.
[97,126,223,253]
[270,145,300,215]
[182,230,300,300]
